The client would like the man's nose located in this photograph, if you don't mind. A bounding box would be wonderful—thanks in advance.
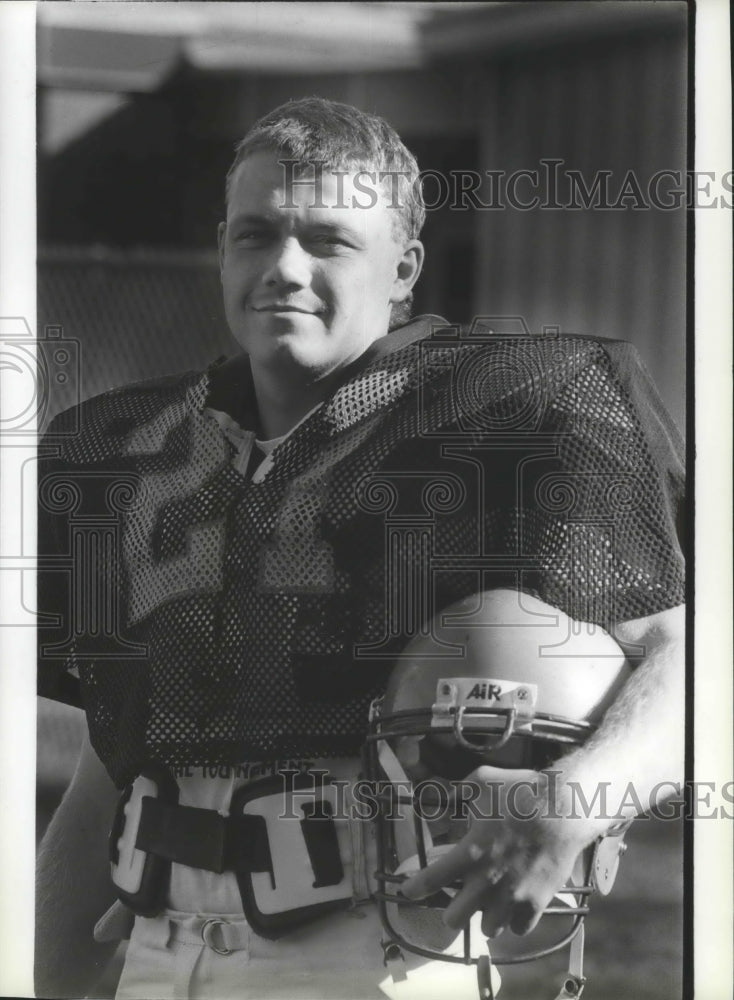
[263,237,311,288]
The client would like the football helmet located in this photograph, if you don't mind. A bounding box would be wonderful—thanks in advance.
[365,588,632,999]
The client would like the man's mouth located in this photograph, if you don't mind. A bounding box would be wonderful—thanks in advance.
[253,304,318,314]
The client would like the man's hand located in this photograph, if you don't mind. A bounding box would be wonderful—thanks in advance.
[403,765,586,938]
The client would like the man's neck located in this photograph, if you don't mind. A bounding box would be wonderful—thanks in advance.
[251,363,346,439]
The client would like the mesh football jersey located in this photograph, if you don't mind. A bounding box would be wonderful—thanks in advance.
[38,316,685,787]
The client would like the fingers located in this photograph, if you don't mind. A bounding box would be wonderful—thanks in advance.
[445,872,513,932]
[432,868,545,938]
[402,765,540,903]
[401,766,573,938]
[401,839,479,900]
[507,871,558,935]
[508,897,543,936]
[479,893,544,938]
[481,911,506,939]
[402,838,562,939]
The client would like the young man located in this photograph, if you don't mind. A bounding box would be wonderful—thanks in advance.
[36,98,685,1000]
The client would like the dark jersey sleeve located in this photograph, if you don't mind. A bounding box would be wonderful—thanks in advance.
[514,336,685,629]
[37,369,204,708]
[37,407,83,706]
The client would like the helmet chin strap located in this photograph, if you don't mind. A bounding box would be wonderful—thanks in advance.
[377,739,435,864]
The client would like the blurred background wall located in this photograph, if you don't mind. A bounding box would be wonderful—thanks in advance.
[36,4,688,997]
[37,1,688,427]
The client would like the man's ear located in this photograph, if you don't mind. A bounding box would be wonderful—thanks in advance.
[217,222,227,279]
[390,240,425,303]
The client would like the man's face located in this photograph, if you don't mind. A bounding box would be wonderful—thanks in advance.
[219,150,423,378]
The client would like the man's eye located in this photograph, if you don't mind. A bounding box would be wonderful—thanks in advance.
[234,231,270,244]
[311,235,349,248]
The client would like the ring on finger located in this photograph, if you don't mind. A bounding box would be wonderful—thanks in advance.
[485,867,502,886]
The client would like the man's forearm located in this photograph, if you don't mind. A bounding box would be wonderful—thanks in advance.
[546,604,686,842]
[35,811,117,997]
[35,735,120,998]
